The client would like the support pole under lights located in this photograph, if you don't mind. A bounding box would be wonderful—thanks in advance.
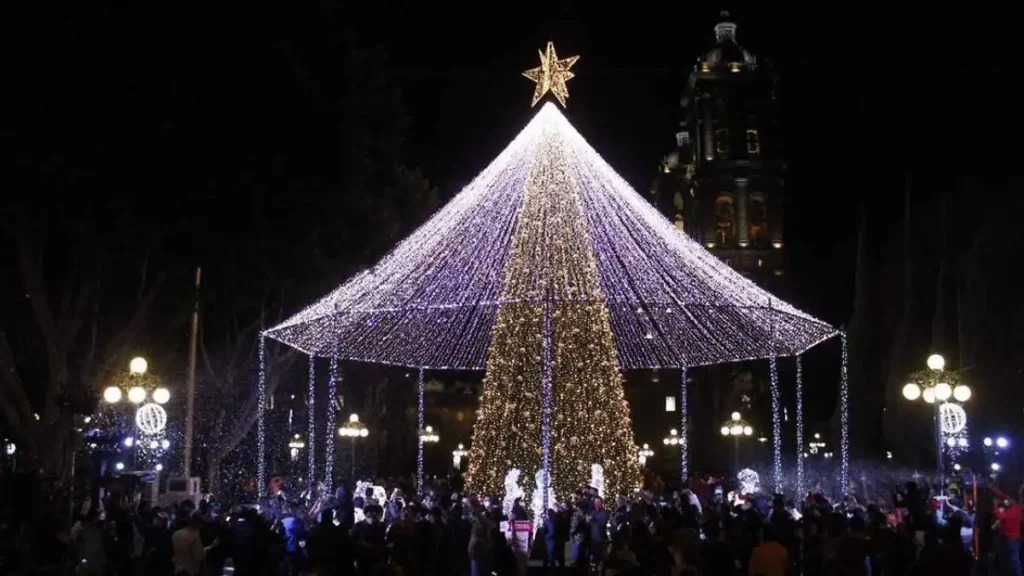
[184,266,201,479]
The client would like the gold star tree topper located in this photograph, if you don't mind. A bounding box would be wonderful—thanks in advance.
[523,42,579,108]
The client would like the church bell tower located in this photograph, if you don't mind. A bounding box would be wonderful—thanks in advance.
[651,11,786,288]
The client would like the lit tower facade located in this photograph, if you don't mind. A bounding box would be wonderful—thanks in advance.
[651,12,785,287]
[640,12,786,476]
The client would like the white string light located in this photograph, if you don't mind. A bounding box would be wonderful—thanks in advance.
[325,356,338,491]
[795,354,804,497]
[769,307,782,494]
[262,103,834,371]
[840,330,850,493]
[308,355,316,482]
[257,336,267,499]
[417,368,425,495]
[680,367,688,485]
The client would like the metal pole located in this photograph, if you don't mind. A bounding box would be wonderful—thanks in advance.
[680,367,688,486]
[417,368,425,495]
[351,437,356,479]
[183,266,201,479]
[935,403,944,492]
[734,436,739,472]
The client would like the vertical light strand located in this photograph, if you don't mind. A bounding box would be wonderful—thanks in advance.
[541,302,553,512]
[680,367,688,486]
[325,355,338,492]
[307,355,316,483]
[257,335,267,500]
[840,330,850,494]
[795,354,804,497]
[768,302,783,494]
[417,367,425,495]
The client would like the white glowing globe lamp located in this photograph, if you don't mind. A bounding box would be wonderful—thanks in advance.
[349,414,359,423]
[152,388,170,404]
[360,428,369,437]
[127,386,146,404]
[953,385,971,402]
[939,403,967,435]
[135,403,168,435]
[720,426,730,436]
[103,386,123,404]
[934,382,952,401]
[743,426,753,436]
[129,357,148,375]
[731,412,741,421]
[730,425,743,436]
[922,388,936,404]
[902,383,921,401]
[927,354,945,372]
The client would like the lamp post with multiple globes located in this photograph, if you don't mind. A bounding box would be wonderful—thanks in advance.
[901,354,972,488]
[720,412,754,471]
[338,414,369,478]
[100,357,172,471]
[638,443,655,466]
[452,443,469,470]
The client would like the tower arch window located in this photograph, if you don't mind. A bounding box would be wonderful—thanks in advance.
[748,193,767,243]
[746,129,760,159]
[715,128,730,158]
[715,194,736,245]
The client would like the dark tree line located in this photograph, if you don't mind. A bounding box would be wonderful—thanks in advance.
[3,1,440,500]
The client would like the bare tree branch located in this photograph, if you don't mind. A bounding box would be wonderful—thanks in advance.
[98,273,167,381]
[0,328,38,447]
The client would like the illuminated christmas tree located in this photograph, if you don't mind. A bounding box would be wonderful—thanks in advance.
[262,44,836,501]
[466,124,638,498]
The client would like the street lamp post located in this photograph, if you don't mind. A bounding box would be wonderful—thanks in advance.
[902,353,972,490]
[720,411,754,471]
[452,443,469,470]
[338,414,369,478]
[638,443,654,467]
[418,425,440,485]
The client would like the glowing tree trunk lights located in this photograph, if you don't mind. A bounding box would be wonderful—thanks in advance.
[465,126,638,501]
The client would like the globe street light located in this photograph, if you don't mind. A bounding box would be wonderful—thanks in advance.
[721,411,754,471]
[663,428,681,446]
[903,353,972,489]
[288,433,306,461]
[638,443,654,466]
[339,414,369,478]
[130,357,148,375]
[452,443,469,470]
[418,425,440,444]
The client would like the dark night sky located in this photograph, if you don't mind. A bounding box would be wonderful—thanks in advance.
[5,4,1015,430]
[347,5,1012,327]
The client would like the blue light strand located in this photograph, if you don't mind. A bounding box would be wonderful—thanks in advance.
[769,302,782,494]
[795,354,804,497]
[257,335,267,499]
[308,355,316,483]
[417,367,425,495]
[680,367,688,486]
[325,356,338,492]
[840,330,849,494]
[541,303,553,512]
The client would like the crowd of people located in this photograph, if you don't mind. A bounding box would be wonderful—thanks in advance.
[52,470,1024,576]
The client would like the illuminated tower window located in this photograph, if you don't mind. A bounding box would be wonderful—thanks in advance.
[746,129,760,158]
[665,396,677,412]
[715,195,736,244]
[715,128,730,157]
[749,194,767,242]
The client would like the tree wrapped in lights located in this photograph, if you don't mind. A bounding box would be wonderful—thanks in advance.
[263,101,838,499]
